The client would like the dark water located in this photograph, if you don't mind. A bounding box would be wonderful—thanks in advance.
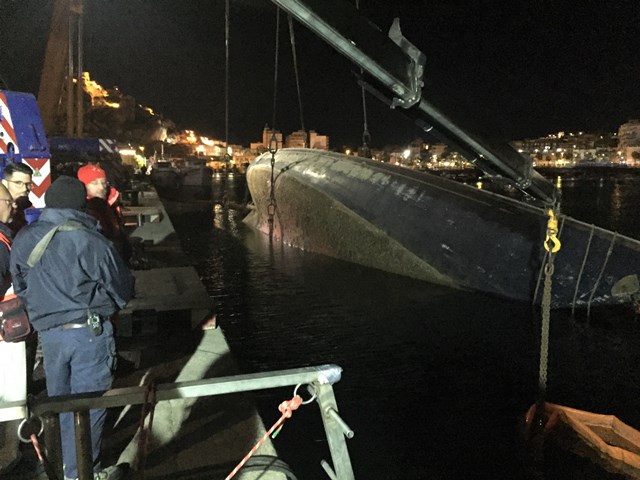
[170,170,640,480]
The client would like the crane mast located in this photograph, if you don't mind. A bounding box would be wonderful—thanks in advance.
[38,0,84,137]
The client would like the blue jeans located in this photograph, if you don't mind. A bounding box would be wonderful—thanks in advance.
[40,320,116,479]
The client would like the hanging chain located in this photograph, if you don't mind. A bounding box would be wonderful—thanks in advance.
[538,252,554,398]
[267,132,278,238]
[288,15,307,147]
[538,208,561,399]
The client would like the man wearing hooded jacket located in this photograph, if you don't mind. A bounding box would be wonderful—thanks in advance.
[10,176,134,480]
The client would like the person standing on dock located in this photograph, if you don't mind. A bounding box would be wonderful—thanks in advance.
[0,184,26,475]
[2,161,40,448]
[1,162,33,235]
[10,176,134,480]
[77,164,131,263]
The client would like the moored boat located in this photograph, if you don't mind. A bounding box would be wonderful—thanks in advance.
[150,157,213,200]
[526,402,640,479]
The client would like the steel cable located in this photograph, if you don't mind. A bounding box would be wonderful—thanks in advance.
[571,224,595,316]
[356,0,371,156]
[586,232,618,320]
[288,15,306,146]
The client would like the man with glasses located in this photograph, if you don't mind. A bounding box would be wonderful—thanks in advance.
[1,162,34,235]
[0,183,26,475]
[2,163,38,401]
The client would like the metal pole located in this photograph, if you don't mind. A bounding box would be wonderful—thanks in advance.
[66,6,74,136]
[320,459,338,480]
[315,383,355,480]
[33,364,344,415]
[75,4,84,137]
[74,410,93,480]
[29,365,354,477]
[326,407,354,439]
[42,412,64,480]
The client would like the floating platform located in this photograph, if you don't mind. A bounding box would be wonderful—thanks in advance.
[119,267,213,336]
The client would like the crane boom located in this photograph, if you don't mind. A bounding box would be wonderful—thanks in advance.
[270,0,558,205]
[38,0,71,133]
[38,0,84,136]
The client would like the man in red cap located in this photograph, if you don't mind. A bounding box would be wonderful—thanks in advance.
[77,164,109,201]
[77,164,131,262]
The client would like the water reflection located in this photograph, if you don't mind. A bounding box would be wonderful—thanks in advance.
[552,171,640,239]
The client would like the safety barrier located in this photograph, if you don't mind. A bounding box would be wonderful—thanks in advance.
[23,364,355,480]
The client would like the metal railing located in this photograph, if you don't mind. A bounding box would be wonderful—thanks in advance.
[25,364,355,480]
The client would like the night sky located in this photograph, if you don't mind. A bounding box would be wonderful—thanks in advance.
[1,0,639,149]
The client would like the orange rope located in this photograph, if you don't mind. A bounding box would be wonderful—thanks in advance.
[225,395,303,480]
[135,381,157,478]
[30,433,45,464]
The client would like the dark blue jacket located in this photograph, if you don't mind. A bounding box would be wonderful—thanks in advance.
[9,208,134,331]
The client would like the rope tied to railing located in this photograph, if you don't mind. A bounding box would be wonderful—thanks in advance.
[134,380,157,479]
[28,431,62,480]
[30,433,45,464]
[225,394,304,480]
[18,417,58,478]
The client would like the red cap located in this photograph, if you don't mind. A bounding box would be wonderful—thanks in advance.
[77,164,106,186]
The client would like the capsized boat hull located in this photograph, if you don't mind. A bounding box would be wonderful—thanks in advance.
[245,149,640,308]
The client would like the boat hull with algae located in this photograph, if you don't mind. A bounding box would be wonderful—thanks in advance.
[245,149,640,308]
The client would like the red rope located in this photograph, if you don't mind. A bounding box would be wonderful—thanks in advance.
[135,381,157,478]
[30,433,45,464]
[225,395,303,480]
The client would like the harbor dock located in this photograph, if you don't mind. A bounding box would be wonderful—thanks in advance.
[5,187,292,480]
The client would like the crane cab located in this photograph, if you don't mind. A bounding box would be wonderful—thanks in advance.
[0,90,51,208]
